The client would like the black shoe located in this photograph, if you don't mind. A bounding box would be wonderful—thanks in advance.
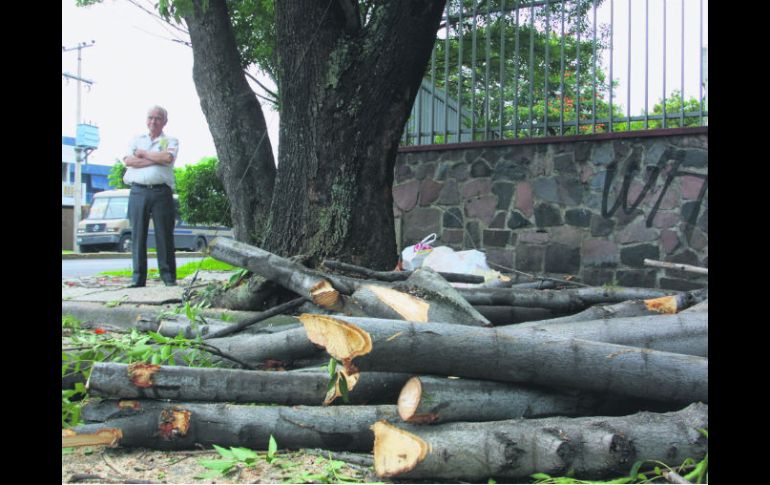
[164,281,177,287]
[127,282,145,288]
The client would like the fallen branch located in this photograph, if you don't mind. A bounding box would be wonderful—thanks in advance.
[372,402,708,481]
[396,376,674,425]
[516,288,708,326]
[202,297,307,339]
[300,314,708,403]
[323,259,484,284]
[87,362,410,405]
[458,286,679,311]
[72,400,398,451]
[644,258,708,275]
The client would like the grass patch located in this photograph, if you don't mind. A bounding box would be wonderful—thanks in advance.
[97,257,237,280]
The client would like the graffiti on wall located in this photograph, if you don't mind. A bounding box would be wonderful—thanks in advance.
[601,155,708,235]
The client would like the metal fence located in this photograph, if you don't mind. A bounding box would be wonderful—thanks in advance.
[402,0,708,146]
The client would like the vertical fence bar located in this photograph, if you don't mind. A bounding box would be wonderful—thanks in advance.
[591,0,597,133]
[485,0,492,139]
[662,0,667,128]
[528,0,535,136]
[430,44,436,144]
[544,0,550,136]
[471,2,478,140]
[513,1,520,138]
[443,5,450,143]
[626,0,631,130]
[680,0,685,126]
[559,1,565,136]
[644,0,650,130]
[576,1,581,135]
[699,0,703,125]
[499,0,507,138]
[609,0,613,132]
[457,4,464,141]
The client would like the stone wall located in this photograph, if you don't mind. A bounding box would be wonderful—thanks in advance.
[393,128,708,290]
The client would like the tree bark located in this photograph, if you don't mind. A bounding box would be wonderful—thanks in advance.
[183,0,276,244]
[299,314,708,403]
[264,1,447,269]
[372,402,708,480]
[515,288,708,326]
[87,362,410,405]
[474,306,566,325]
[504,312,708,357]
[458,286,679,311]
[396,376,677,425]
[72,400,398,451]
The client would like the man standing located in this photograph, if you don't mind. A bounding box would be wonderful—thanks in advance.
[123,106,179,287]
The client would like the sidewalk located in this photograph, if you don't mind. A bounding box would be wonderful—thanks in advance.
[62,251,204,260]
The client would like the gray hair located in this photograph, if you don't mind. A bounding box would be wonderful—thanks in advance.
[147,105,168,121]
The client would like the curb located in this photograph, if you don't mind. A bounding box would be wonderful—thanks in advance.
[62,251,205,260]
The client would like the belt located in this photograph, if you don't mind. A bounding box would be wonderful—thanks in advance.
[132,183,168,189]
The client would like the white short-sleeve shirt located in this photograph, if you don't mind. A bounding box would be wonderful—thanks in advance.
[123,133,179,189]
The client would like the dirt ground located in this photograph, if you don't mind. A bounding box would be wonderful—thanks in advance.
[61,444,385,484]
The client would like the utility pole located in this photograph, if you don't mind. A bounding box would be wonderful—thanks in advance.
[62,41,95,253]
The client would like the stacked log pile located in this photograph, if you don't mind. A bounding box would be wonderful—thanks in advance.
[64,237,708,481]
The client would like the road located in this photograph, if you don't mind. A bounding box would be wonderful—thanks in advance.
[62,256,203,279]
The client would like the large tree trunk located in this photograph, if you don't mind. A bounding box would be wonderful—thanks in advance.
[299,315,708,403]
[372,402,708,480]
[71,400,398,451]
[183,0,276,244]
[264,1,447,268]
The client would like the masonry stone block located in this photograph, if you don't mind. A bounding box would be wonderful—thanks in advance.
[616,269,657,289]
[507,211,532,230]
[575,141,591,163]
[515,244,545,272]
[440,229,464,247]
[590,216,615,237]
[403,207,441,244]
[659,278,707,291]
[464,221,481,248]
[554,152,576,174]
[393,180,421,211]
[533,177,559,203]
[489,211,507,228]
[483,229,511,248]
[395,163,414,184]
[450,162,470,181]
[418,179,442,206]
[514,181,534,217]
[414,162,437,181]
[652,211,679,229]
[485,248,515,270]
[437,179,461,205]
[580,268,616,286]
[616,219,659,244]
[534,203,563,227]
[582,239,619,267]
[518,230,550,244]
[661,229,680,255]
[461,179,492,199]
[565,208,592,227]
[471,160,492,177]
[443,207,464,228]
[545,243,581,274]
[620,244,660,268]
[681,175,707,199]
[493,158,530,181]
[592,143,615,166]
[492,182,515,210]
[682,149,708,168]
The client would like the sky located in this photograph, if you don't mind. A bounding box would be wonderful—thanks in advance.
[61,0,279,167]
[63,1,707,169]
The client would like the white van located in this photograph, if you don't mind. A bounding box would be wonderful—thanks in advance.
[76,189,234,253]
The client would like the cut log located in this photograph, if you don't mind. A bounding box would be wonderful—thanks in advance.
[516,288,708,326]
[299,314,708,403]
[458,286,679,311]
[644,258,708,275]
[210,238,487,324]
[323,259,484,284]
[208,238,349,310]
[62,428,122,448]
[682,299,708,313]
[396,376,677,425]
[504,313,708,357]
[349,267,489,326]
[86,362,410,405]
[72,399,398,451]
[372,402,708,480]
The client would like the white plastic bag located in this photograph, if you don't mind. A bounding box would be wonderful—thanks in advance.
[400,233,437,270]
[421,246,508,287]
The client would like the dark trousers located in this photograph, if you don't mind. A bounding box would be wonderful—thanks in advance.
[128,184,176,285]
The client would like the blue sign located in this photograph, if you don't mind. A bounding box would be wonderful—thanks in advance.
[76,124,100,149]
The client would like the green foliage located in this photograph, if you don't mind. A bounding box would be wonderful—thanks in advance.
[175,156,232,227]
[196,438,276,479]
[97,257,237,280]
[61,313,219,427]
[108,160,130,189]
